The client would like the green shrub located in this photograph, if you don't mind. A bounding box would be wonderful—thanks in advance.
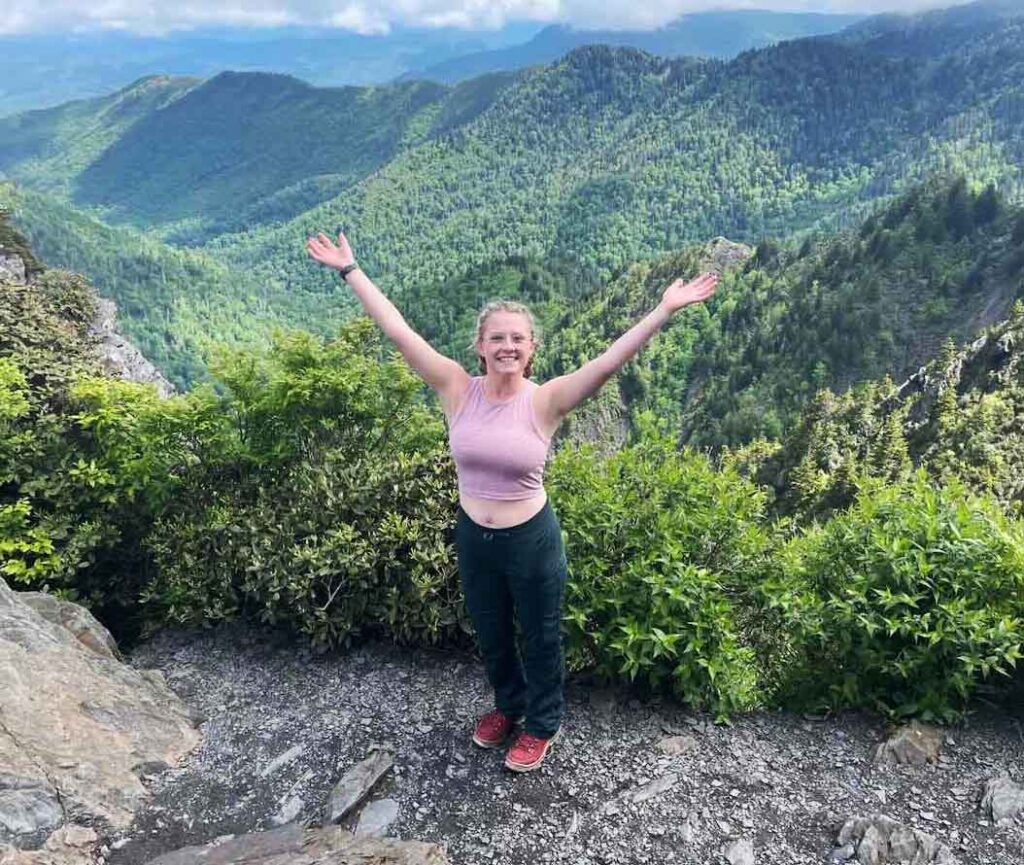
[142,320,465,649]
[0,271,153,606]
[548,417,773,716]
[767,471,1024,719]
[145,445,463,648]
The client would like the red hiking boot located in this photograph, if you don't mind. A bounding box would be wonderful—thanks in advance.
[504,730,559,772]
[472,710,522,749]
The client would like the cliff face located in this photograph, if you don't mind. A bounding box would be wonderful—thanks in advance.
[88,297,175,397]
[0,223,174,396]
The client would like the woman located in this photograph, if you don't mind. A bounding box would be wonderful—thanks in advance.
[306,231,718,772]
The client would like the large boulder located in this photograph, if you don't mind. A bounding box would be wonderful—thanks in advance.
[837,815,957,864]
[980,774,1024,826]
[0,579,200,853]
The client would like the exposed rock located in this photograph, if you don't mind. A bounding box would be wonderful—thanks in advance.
[558,386,628,454]
[980,774,1024,825]
[829,843,857,862]
[623,773,679,806]
[872,722,944,766]
[700,237,754,274]
[0,254,26,285]
[657,735,697,756]
[724,837,755,865]
[598,769,684,814]
[0,578,200,848]
[17,592,120,661]
[117,626,1024,865]
[144,824,446,865]
[269,796,304,827]
[261,746,305,779]
[0,826,97,865]
[0,779,62,849]
[325,752,394,824]
[837,815,957,864]
[89,299,174,396]
[355,799,400,837]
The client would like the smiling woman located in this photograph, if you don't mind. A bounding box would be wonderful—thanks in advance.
[305,229,717,773]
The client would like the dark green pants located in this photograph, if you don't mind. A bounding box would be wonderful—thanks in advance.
[455,500,568,738]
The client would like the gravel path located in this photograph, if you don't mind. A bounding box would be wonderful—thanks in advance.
[109,624,1024,865]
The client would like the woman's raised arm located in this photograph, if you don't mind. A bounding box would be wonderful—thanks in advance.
[306,232,469,409]
[536,271,718,427]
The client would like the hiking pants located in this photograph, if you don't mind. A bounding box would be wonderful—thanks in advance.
[455,500,568,739]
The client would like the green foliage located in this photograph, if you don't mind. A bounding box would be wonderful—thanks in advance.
[766,473,1024,719]
[0,247,119,595]
[750,286,1024,524]
[0,183,357,388]
[3,14,1024,394]
[547,417,772,716]
[146,446,462,648]
[679,178,1024,448]
[141,320,463,649]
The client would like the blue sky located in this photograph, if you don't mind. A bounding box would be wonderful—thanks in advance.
[1,0,978,36]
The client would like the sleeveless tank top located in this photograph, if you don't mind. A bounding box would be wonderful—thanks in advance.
[448,377,552,501]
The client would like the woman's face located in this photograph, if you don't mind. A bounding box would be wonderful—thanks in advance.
[477,311,534,376]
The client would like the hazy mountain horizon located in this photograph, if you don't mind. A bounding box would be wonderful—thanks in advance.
[0,9,865,117]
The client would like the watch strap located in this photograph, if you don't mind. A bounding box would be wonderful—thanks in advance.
[339,263,359,281]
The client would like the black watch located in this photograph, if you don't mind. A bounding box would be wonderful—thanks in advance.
[338,263,359,281]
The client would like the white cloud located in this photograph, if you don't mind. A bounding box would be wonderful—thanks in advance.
[0,0,982,37]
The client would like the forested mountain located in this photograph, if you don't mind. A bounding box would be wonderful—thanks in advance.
[209,13,1024,299]
[0,184,356,386]
[1,1,1022,392]
[836,0,1022,57]
[750,287,1024,523]
[0,72,517,238]
[400,11,862,84]
[530,178,1024,449]
[0,77,197,198]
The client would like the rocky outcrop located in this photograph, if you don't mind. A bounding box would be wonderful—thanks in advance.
[16,591,121,661]
[980,774,1024,826]
[873,722,945,766]
[700,236,754,274]
[145,824,446,865]
[0,254,27,285]
[0,239,174,396]
[89,298,175,397]
[326,752,394,825]
[0,579,200,857]
[0,826,99,865]
[836,815,957,864]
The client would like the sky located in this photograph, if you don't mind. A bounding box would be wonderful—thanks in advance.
[0,0,982,36]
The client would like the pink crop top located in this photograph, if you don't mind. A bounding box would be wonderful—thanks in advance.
[448,377,552,501]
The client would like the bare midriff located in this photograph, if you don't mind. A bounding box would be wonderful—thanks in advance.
[459,490,548,528]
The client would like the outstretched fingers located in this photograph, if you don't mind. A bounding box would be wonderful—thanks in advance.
[692,272,719,297]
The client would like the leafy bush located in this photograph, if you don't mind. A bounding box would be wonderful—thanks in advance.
[146,446,462,648]
[0,269,149,604]
[142,321,466,649]
[766,471,1024,719]
[548,417,773,716]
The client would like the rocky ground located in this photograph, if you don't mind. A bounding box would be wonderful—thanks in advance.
[108,623,1023,865]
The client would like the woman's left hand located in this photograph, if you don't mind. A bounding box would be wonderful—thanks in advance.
[660,271,719,314]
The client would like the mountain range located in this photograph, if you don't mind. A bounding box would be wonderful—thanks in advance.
[0,11,866,118]
[0,0,1021,416]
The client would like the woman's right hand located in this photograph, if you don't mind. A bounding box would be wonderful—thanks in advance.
[306,231,355,272]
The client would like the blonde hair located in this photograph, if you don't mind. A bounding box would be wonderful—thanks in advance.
[473,300,541,378]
